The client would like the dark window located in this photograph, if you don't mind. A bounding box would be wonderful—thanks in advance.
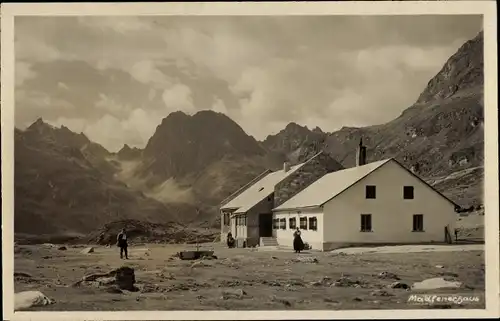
[365,185,376,199]
[403,186,414,199]
[308,217,318,231]
[289,217,296,229]
[413,214,424,232]
[299,217,308,230]
[360,214,372,232]
[279,218,286,230]
[223,213,230,226]
[272,218,279,229]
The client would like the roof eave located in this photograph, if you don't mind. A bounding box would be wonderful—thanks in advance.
[230,212,246,217]
[273,205,322,212]
[220,206,239,211]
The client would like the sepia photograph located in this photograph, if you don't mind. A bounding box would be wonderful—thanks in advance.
[1,1,498,320]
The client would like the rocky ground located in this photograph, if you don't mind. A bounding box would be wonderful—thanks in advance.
[14,239,484,311]
[455,210,485,243]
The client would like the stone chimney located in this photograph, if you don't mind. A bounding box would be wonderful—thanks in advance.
[356,138,367,167]
[283,162,291,172]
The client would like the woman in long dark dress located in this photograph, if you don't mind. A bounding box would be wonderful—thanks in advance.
[293,227,304,253]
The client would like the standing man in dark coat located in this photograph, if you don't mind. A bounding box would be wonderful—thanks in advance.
[117,228,128,259]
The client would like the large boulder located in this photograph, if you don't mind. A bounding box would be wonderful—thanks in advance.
[412,277,462,290]
[114,266,137,291]
[73,266,138,292]
[80,247,95,254]
[15,291,55,310]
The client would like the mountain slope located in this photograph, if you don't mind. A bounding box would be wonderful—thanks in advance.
[14,121,197,240]
[262,31,484,206]
[416,31,483,105]
[115,111,281,210]
[139,111,268,182]
[325,31,483,180]
[263,123,327,164]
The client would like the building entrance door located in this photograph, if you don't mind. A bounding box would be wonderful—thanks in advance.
[259,213,273,237]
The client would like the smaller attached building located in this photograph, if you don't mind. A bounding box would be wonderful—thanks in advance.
[273,158,459,251]
[220,151,344,247]
[220,163,306,247]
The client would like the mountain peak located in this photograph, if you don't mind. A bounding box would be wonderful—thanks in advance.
[416,29,483,104]
[117,143,141,160]
[140,109,265,180]
[164,110,189,120]
[118,143,143,154]
[262,121,328,163]
[34,117,44,124]
[27,117,53,131]
[312,126,324,134]
[194,110,219,117]
[60,125,72,133]
[285,122,304,130]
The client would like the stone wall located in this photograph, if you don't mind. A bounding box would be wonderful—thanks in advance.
[274,152,344,208]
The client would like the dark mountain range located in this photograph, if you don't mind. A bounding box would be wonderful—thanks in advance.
[14,120,200,242]
[13,31,484,243]
[138,110,268,183]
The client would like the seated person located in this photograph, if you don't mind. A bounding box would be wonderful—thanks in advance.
[227,232,236,248]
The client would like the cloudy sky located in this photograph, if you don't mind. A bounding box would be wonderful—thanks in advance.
[15,15,482,152]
